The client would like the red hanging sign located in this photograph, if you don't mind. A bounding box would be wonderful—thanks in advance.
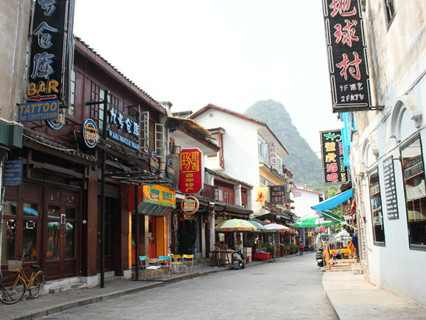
[179,148,203,194]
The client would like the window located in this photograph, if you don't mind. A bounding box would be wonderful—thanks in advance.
[401,136,426,249]
[214,188,223,202]
[258,136,268,162]
[68,70,75,116]
[384,0,396,27]
[369,169,385,245]
[155,123,165,155]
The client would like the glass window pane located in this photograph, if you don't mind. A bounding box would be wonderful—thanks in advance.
[401,137,426,247]
[23,220,37,262]
[64,223,75,259]
[47,224,60,260]
[48,205,61,219]
[4,201,17,215]
[23,203,38,217]
[369,169,385,244]
[66,208,76,220]
[1,218,16,262]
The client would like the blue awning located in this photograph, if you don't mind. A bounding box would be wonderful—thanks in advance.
[311,189,353,212]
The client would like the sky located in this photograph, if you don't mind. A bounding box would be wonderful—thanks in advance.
[73,0,342,153]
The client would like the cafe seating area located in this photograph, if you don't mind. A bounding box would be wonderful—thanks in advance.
[136,254,195,281]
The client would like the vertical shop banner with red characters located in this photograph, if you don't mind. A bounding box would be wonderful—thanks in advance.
[179,148,204,194]
[320,130,349,184]
[322,0,371,112]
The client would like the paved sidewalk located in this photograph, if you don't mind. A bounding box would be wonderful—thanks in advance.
[323,271,426,319]
[1,254,425,320]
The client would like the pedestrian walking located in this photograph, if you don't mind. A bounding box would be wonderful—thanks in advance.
[299,241,304,255]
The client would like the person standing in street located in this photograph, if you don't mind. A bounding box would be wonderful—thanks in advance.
[299,241,304,255]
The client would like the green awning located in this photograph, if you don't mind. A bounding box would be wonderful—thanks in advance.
[0,120,22,149]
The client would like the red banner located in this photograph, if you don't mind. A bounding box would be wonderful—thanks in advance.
[179,148,203,194]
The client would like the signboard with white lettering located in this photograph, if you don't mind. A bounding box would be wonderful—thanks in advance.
[383,157,398,220]
[107,106,139,150]
[4,160,23,186]
[322,0,372,112]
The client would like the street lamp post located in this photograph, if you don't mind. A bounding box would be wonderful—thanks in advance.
[86,89,109,288]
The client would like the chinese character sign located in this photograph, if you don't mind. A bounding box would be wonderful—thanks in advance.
[320,130,349,184]
[322,0,371,112]
[179,148,204,194]
[269,185,287,204]
[27,0,75,102]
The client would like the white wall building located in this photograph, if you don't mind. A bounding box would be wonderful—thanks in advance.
[191,104,290,217]
[348,1,426,307]
[291,187,323,219]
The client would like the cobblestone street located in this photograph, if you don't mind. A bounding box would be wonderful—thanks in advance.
[41,254,336,320]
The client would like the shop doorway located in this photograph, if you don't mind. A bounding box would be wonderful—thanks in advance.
[45,188,80,279]
[2,184,81,280]
[97,197,119,272]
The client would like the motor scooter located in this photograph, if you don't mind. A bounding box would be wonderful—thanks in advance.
[316,248,324,267]
[231,249,245,269]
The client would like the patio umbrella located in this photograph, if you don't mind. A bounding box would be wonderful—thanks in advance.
[294,211,334,228]
[263,223,290,232]
[248,220,268,232]
[215,219,257,232]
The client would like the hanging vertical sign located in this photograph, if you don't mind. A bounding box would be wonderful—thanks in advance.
[179,148,203,194]
[320,130,349,184]
[322,0,372,112]
[383,156,398,220]
[27,0,75,103]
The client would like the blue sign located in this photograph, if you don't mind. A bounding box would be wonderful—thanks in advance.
[149,152,160,173]
[82,119,99,148]
[47,109,65,130]
[18,100,59,122]
[4,160,23,186]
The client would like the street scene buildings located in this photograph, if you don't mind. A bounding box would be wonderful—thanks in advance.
[0,0,425,314]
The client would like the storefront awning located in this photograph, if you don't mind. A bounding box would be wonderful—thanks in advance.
[311,189,353,212]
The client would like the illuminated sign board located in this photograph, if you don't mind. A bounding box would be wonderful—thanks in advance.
[320,130,349,184]
[27,0,75,103]
[107,106,139,150]
[322,0,372,112]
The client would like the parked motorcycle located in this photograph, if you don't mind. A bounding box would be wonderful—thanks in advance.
[231,249,245,269]
[316,248,324,267]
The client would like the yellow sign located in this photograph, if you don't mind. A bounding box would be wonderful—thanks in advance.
[142,185,176,208]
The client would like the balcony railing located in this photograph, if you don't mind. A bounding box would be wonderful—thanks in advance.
[200,184,215,200]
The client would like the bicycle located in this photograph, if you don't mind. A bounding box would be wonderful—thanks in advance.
[0,245,45,304]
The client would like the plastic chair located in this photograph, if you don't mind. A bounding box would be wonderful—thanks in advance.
[144,257,163,280]
[171,254,185,273]
[182,254,194,272]
[139,256,149,280]
[158,256,172,278]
